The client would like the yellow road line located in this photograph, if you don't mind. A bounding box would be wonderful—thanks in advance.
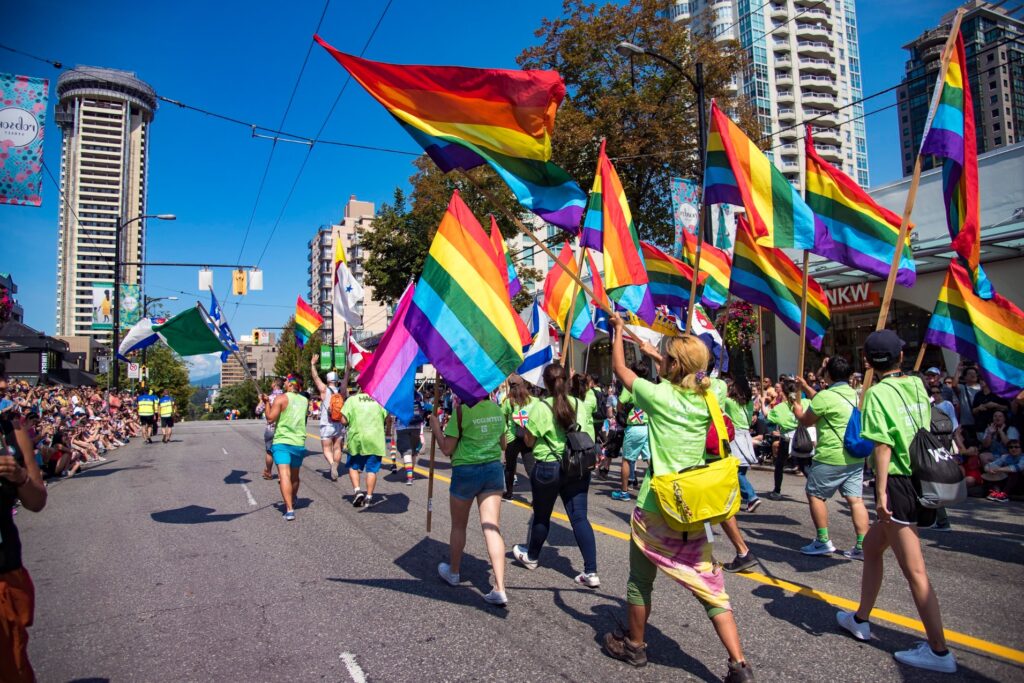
[303,433,1024,666]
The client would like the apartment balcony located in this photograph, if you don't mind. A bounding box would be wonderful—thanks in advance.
[776,89,795,103]
[800,75,838,94]
[778,143,799,153]
[804,108,838,125]
[809,126,841,145]
[798,58,832,74]
[771,21,790,36]
[778,126,799,140]
[796,23,832,42]
[775,71,794,86]
[777,107,797,121]
[780,157,801,172]
[794,0,823,8]
[816,144,843,163]
[774,53,791,66]
[770,4,788,19]
[802,8,832,24]
[801,91,837,106]
[797,41,831,58]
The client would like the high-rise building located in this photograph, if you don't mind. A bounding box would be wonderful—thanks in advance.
[53,67,156,340]
[896,1,1024,176]
[307,195,389,343]
[671,0,870,189]
[220,336,279,387]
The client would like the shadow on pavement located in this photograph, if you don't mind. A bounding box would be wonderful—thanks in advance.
[150,505,248,524]
[223,469,251,485]
[363,494,409,514]
[741,528,847,574]
[74,465,151,479]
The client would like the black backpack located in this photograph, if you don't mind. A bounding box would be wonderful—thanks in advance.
[591,388,606,424]
[541,399,598,480]
[883,381,966,509]
[930,405,955,451]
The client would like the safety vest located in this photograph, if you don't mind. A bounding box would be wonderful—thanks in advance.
[138,395,156,416]
[159,397,174,417]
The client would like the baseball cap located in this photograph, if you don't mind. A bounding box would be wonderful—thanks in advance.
[864,330,905,365]
[326,371,339,382]
[925,366,942,375]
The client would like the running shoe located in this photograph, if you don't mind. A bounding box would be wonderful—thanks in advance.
[283,510,295,521]
[800,539,837,555]
[724,660,756,683]
[628,478,639,489]
[986,491,1001,501]
[766,491,783,501]
[925,520,953,532]
[483,589,508,606]
[745,498,762,513]
[437,562,460,586]
[722,552,757,573]
[995,491,1009,502]
[330,467,338,482]
[611,490,631,501]
[512,544,539,570]
[602,630,647,668]
[893,641,957,673]
[836,610,871,641]
[574,572,600,588]
[501,492,514,501]
[841,547,864,560]
[352,491,366,507]
[406,476,414,486]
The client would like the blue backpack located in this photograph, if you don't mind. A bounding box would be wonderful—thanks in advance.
[821,390,875,459]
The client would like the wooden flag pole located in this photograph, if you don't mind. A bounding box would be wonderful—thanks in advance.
[859,8,965,405]
[757,305,766,384]
[796,251,811,379]
[913,343,929,373]
[563,241,588,373]
[426,379,442,533]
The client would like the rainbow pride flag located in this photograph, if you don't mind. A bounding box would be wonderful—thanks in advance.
[704,101,821,251]
[805,129,916,287]
[405,191,524,404]
[315,36,586,233]
[640,241,704,310]
[489,215,522,299]
[730,215,830,350]
[580,140,654,323]
[358,282,428,423]
[920,31,992,299]
[924,260,1024,399]
[543,242,595,344]
[680,231,732,310]
[294,296,323,349]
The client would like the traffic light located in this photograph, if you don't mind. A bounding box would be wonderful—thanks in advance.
[232,269,247,296]
[252,329,261,345]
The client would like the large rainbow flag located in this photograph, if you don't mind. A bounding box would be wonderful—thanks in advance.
[580,140,655,323]
[919,31,993,299]
[924,260,1024,399]
[294,296,323,349]
[805,129,916,287]
[543,242,596,344]
[704,101,822,251]
[730,215,830,350]
[405,191,524,404]
[358,282,428,423]
[315,36,586,233]
[680,231,732,310]
[640,241,704,310]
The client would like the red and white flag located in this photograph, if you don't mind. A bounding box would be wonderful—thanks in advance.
[347,334,372,373]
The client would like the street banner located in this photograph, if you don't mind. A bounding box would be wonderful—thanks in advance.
[91,281,114,330]
[319,344,345,370]
[670,177,700,258]
[0,73,48,207]
[120,284,141,329]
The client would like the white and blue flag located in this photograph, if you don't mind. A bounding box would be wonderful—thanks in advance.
[517,297,554,388]
[209,290,239,362]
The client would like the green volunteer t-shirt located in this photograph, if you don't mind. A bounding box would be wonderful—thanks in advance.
[723,397,751,431]
[341,393,388,456]
[526,396,580,462]
[809,383,859,466]
[620,387,648,426]
[767,399,808,432]
[861,375,930,477]
[631,378,712,513]
[501,396,537,443]
[582,390,599,435]
[445,401,505,467]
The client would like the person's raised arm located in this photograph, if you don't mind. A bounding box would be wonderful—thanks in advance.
[609,314,638,392]
[310,354,327,396]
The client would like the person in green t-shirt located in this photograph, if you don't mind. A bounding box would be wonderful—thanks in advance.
[511,364,599,590]
[500,375,536,500]
[340,387,389,508]
[613,363,651,502]
[724,379,761,515]
[792,357,870,559]
[261,374,310,521]
[766,380,813,499]
[836,331,956,674]
[428,392,509,607]
[600,313,754,681]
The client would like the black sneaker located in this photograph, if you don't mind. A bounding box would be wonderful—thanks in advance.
[723,552,757,573]
[602,631,647,668]
[724,660,756,682]
[766,491,783,501]
[352,491,366,507]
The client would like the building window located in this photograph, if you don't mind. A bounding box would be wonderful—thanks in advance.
[994,136,1002,145]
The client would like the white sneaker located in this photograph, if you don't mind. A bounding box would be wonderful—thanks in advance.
[574,572,600,588]
[512,544,539,570]
[800,539,836,555]
[483,588,508,606]
[836,610,871,642]
[437,562,460,586]
[894,641,957,673]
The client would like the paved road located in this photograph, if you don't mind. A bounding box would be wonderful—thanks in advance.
[18,420,1024,682]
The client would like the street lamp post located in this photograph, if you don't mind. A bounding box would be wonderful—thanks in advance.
[114,214,175,391]
[614,41,712,243]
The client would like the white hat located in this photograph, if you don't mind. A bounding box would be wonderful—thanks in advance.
[326,371,339,382]
[925,367,941,375]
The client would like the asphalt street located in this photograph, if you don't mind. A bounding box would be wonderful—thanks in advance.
[18,420,1024,682]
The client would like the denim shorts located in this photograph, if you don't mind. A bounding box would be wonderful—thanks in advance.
[347,454,383,473]
[450,460,505,500]
[271,444,307,468]
[805,461,864,500]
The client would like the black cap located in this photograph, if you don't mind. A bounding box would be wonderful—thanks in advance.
[864,330,905,365]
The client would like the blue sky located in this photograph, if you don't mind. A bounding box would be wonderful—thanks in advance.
[2,0,964,377]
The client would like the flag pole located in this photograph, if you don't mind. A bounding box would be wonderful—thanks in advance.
[913,343,929,373]
[796,251,810,379]
[426,378,442,533]
[757,305,766,384]
[563,241,587,373]
[860,8,965,404]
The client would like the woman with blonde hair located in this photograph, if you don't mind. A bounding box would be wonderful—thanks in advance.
[601,315,754,682]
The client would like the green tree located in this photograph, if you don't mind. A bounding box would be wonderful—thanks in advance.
[211,381,260,418]
[273,316,321,388]
[517,0,758,246]
[97,344,193,415]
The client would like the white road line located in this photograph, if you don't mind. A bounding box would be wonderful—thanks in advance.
[339,652,367,683]
[222,447,228,455]
[241,483,257,507]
